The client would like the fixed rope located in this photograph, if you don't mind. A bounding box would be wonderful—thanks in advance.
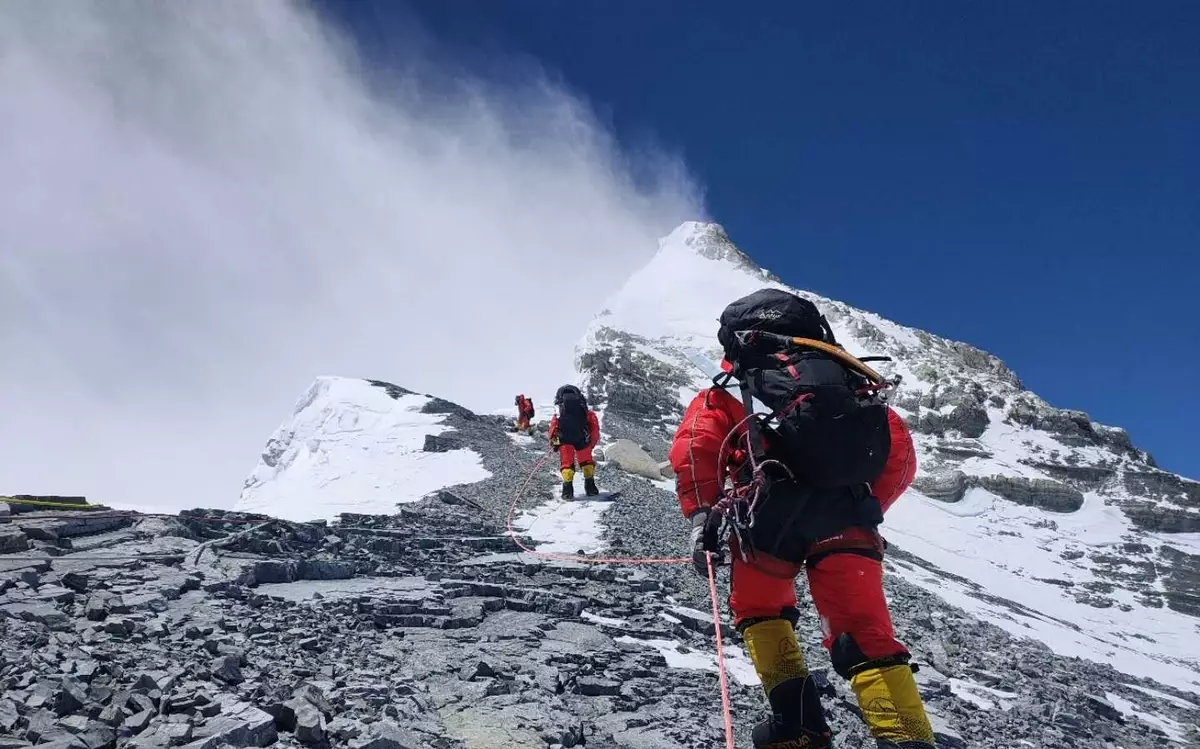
[505,449,736,748]
[707,550,737,749]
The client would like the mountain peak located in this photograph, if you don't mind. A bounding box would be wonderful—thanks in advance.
[660,221,780,282]
[577,221,1200,697]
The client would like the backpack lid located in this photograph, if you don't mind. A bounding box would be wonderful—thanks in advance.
[718,289,836,366]
[554,384,584,405]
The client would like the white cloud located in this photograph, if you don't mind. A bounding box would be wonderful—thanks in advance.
[0,1,701,510]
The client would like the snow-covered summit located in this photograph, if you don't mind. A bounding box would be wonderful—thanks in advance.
[578,221,1200,694]
[656,221,780,281]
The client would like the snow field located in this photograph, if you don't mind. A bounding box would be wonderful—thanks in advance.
[510,489,611,555]
[236,377,491,522]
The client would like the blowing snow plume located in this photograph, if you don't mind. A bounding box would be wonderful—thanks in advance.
[0,1,701,510]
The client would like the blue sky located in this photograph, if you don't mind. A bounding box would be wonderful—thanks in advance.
[321,1,1198,478]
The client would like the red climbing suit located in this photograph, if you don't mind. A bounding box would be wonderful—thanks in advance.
[668,385,917,663]
[514,395,534,430]
[549,409,601,471]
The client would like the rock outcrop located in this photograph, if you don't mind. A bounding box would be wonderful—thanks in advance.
[912,472,1085,513]
[602,440,664,482]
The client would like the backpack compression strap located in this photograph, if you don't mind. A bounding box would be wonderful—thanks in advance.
[730,329,889,385]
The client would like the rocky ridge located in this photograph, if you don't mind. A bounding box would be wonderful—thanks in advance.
[1,498,741,749]
[5,379,1200,747]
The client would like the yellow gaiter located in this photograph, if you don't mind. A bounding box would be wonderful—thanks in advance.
[742,619,809,694]
[850,665,935,744]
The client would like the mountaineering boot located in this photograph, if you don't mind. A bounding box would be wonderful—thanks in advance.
[743,619,833,749]
[850,665,935,747]
[751,719,832,749]
[584,477,600,496]
[560,467,575,500]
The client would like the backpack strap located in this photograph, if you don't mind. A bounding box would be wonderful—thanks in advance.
[712,369,768,467]
[819,315,838,346]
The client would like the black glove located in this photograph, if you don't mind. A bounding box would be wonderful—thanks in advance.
[550,436,561,452]
[690,509,725,576]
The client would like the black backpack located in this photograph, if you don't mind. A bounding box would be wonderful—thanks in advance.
[554,385,591,448]
[717,288,892,489]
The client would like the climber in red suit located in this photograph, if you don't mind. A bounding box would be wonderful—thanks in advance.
[513,394,535,432]
[668,288,934,749]
[548,384,602,499]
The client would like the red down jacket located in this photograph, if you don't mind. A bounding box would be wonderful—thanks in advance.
[667,387,916,519]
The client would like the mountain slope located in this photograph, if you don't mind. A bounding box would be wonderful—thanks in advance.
[236,377,492,521]
[212,221,1200,746]
[577,221,1200,695]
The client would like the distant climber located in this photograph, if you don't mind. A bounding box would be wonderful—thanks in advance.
[549,385,601,499]
[513,394,535,433]
[668,288,934,749]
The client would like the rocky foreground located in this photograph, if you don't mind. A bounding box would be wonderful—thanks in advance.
[1,495,752,749]
[3,393,1199,748]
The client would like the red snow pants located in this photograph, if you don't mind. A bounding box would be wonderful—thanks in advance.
[729,527,906,662]
[559,444,595,470]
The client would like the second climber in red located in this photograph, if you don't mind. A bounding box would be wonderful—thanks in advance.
[513,394,535,433]
[548,384,602,499]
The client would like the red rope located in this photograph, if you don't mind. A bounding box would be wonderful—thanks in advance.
[707,551,736,749]
[504,450,737,748]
